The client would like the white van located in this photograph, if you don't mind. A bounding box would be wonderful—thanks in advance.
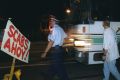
[64,21,120,64]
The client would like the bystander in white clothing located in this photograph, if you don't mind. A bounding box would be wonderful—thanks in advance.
[102,20,120,80]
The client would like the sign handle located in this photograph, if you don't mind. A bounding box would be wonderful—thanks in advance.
[9,58,16,80]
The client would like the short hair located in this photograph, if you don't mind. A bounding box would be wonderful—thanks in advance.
[103,19,110,26]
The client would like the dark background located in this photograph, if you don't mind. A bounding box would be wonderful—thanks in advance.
[0,0,120,41]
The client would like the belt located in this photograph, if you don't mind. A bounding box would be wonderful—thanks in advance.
[52,45,62,49]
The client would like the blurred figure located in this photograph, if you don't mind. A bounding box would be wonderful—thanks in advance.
[3,74,10,80]
[3,69,21,80]
[13,69,21,80]
[102,19,120,80]
[41,15,69,80]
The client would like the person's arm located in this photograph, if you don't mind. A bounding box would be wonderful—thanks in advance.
[102,48,108,61]
[41,40,54,58]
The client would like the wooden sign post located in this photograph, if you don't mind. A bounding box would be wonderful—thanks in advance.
[9,58,16,80]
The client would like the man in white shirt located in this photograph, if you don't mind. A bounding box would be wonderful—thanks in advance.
[41,15,69,80]
[102,19,120,80]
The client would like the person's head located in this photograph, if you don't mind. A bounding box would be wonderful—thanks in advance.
[48,15,59,32]
[103,19,110,29]
[48,15,59,26]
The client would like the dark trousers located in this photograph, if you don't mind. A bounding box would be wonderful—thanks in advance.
[47,46,69,80]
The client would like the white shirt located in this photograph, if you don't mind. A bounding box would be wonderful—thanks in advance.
[103,27,120,61]
[48,24,67,47]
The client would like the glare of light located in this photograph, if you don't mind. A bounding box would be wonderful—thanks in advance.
[69,38,74,41]
[66,8,71,14]
[74,41,85,46]
[74,40,91,47]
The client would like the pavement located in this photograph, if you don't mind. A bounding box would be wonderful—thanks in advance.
[73,76,102,80]
[1,59,118,80]
[0,61,103,80]
[0,57,118,80]
[0,42,119,80]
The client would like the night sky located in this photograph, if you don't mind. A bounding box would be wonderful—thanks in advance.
[0,0,65,27]
[0,0,120,41]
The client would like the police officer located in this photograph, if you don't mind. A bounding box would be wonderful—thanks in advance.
[41,15,69,80]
